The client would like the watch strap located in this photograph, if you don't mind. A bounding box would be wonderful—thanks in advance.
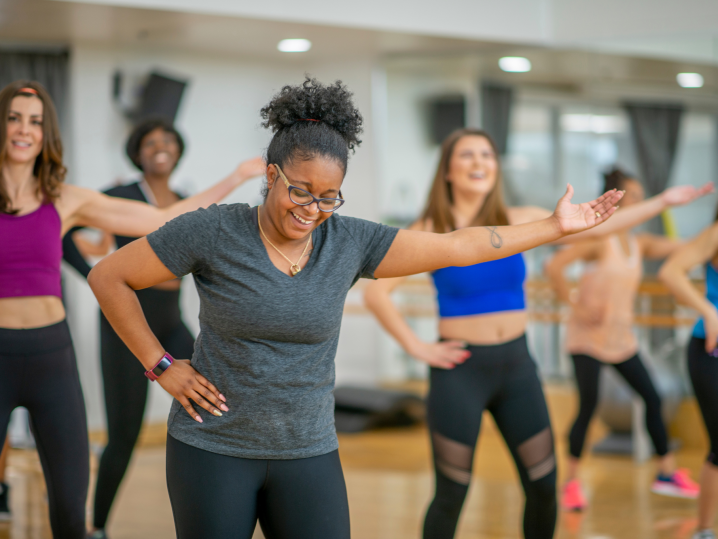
[145,352,175,381]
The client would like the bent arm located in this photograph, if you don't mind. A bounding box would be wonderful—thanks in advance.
[545,241,600,303]
[659,224,718,319]
[639,233,682,260]
[88,238,175,368]
[364,277,417,352]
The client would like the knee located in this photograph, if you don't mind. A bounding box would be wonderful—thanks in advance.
[526,469,557,505]
[432,472,470,518]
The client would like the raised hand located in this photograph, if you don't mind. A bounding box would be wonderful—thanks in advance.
[552,184,623,235]
[157,359,229,422]
[661,183,714,207]
[232,156,266,185]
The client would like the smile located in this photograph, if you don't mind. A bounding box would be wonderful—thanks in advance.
[12,141,31,148]
[291,211,315,225]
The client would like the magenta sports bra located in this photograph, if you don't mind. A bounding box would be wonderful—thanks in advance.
[0,203,63,299]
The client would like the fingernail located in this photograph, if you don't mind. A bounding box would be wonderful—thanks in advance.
[616,205,620,209]
[221,404,229,412]
[196,416,203,423]
[219,394,226,402]
[212,410,223,417]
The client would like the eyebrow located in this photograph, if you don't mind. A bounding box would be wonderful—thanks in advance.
[9,110,43,118]
[291,179,339,195]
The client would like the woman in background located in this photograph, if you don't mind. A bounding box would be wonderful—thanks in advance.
[660,213,718,539]
[364,129,710,539]
[63,118,255,539]
[0,79,263,538]
[546,167,705,512]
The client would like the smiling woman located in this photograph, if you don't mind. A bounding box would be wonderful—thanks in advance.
[87,76,627,539]
[0,78,265,539]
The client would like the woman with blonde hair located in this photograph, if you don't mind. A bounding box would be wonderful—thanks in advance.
[0,79,263,537]
[364,128,710,539]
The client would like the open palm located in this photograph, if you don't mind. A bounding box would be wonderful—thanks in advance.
[553,184,624,235]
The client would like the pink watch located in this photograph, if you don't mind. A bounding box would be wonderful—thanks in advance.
[145,352,175,381]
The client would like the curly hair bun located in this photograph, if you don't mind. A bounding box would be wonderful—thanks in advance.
[261,77,363,152]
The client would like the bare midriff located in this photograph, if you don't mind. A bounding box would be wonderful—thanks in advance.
[438,310,528,345]
[0,296,66,329]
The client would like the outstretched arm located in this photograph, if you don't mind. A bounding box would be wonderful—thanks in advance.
[511,183,713,243]
[59,156,265,236]
[659,223,718,352]
[374,185,622,279]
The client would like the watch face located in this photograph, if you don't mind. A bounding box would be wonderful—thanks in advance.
[152,357,172,377]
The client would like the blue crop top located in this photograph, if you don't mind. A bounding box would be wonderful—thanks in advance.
[430,253,527,318]
[693,263,718,338]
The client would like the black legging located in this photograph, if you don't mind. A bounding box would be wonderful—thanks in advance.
[424,335,556,539]
[688,337,718,466]
[0,321,89,539]
[569,353,668,459]
[93,287,194,529]
[166,435,350,538]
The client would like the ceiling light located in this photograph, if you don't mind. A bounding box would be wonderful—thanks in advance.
[499,57,531,73]
[278,39,312,53]
[677,73,704,88]
[561,114,626,134]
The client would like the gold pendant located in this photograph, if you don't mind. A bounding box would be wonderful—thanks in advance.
[290,264,301,276]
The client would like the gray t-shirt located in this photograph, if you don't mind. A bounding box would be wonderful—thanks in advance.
[147,203,398,459]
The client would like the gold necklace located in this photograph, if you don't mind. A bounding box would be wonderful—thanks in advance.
[257,205,312,276]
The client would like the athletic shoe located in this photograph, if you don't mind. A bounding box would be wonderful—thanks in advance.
[0,482,10,521]
[692,530,716,539]
[651,468,700,499]
[561,479,588,511]
[86,531,108,539]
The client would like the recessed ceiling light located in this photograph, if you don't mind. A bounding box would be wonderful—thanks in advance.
[677,73,704,88]
[278,39,312,53]
[499,57,531,73]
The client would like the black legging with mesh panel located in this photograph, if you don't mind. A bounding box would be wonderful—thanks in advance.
[424,335,556,539]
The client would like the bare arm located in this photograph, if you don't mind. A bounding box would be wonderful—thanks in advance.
[88,238,229,422]
[72,230,113,257]
[364,222,470,369]
[511,183,713,244]
[659,223,718,352]
[638,233,683,260]
[375,185,622,279]
[544,240,601,303]
[59,157,265,236]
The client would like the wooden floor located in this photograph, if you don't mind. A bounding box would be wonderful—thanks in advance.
[0,385,710,539]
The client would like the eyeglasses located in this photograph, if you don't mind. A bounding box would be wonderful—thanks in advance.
[274,164,345,213]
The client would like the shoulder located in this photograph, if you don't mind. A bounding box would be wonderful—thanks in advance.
[506,205,551,225]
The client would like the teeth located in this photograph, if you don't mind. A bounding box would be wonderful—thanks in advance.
[14,142,30,147]
[292,212,312,225]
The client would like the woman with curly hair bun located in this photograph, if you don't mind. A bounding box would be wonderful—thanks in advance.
[364,130,710,539]
[0,79,263,538]
[89,77,624,537]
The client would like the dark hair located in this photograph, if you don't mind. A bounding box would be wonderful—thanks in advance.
[602,166,638,193]
[125,117,185,171]
[0,80,66,214]
[421,128,509,233]
[260,77,363,198]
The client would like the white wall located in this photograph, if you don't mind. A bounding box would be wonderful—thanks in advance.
[63,43,385,429]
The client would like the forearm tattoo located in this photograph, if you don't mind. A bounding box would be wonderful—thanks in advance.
[485,226,503,248]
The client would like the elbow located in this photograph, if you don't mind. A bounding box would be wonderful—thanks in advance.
[87,258,116,298]
[657,262,674,285]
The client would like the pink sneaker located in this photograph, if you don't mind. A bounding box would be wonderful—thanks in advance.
[651,468,700,499]
[561,479,588,511]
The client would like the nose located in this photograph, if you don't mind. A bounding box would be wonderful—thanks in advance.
[304,201,320,215]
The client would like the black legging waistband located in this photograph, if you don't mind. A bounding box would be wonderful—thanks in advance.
[0,319,72,356]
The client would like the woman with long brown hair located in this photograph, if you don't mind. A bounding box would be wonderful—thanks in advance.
[364,128,710,539]
[0,79,263,538]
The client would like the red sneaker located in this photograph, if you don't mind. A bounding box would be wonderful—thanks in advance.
[651,468,700,499]
[561,479,588,511]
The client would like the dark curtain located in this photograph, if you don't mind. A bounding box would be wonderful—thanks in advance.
[0,51,70,125]
[480,81,514,155]
[624,102,684,234]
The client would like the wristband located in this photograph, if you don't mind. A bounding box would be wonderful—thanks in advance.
[145,352,175,381]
